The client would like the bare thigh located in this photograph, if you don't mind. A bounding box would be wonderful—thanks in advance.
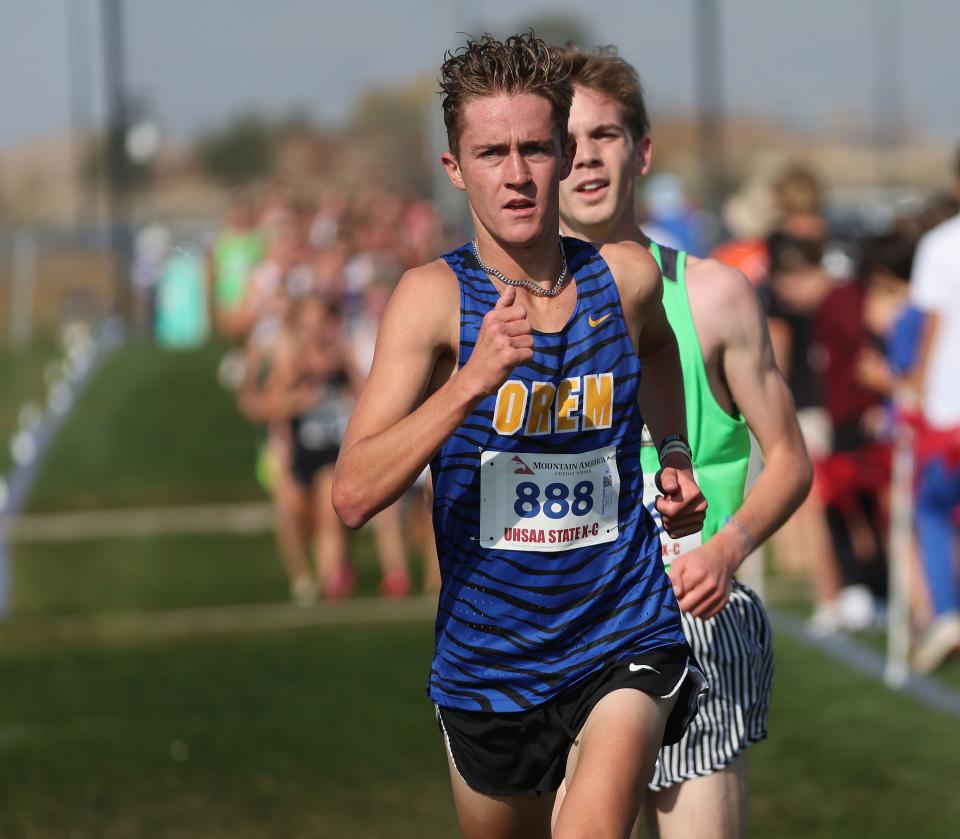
[645,752,749,839]
[552,688,676,839]
[444,752,553,839]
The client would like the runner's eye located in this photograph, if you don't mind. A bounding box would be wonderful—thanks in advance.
[521,144,551,157]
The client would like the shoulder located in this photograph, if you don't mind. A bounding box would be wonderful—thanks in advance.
[913,215,960,279]
[381,258,460,349]
[685,255,766,346]
[599,239,660,281]
[685,255,758,314]
[920,214,960,250]
[390,258,458,307]
[597,240,662,309]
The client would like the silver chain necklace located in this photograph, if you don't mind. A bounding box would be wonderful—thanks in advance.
[471,239,569,298]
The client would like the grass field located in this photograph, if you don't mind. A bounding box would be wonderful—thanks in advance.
[3,338,959,837]
[7,528,434,618]
[26,340,264,512]
[0,618,957,838]
[0,341,60,475]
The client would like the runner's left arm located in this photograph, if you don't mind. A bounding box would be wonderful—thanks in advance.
[671,264,812,618]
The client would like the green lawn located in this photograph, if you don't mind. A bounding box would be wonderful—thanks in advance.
[9,532,288,617]
[6,527,436,619]
[26,340,264,512]
[0,620,956,838]
[4,334,959,836]
[0,622,455,839]
[0,341,60,475]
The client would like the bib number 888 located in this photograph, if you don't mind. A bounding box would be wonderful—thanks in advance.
[514,481,594,519]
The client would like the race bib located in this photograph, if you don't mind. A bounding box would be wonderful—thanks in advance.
[479,446,620,552]
[642,469,701,570]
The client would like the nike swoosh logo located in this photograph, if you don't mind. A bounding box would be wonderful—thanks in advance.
[628,663,660,674]
[588,313,611,328]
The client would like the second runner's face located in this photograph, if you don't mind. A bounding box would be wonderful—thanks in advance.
[559,84,647,235]
[442,93,572,248]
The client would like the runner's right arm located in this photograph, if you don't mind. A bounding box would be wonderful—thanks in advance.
[332,264,533,529]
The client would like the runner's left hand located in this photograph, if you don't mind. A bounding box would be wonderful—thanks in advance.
[668,539,734,619]
[654,463,707,538]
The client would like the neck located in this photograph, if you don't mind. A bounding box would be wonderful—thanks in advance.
[472,220,564,290]
[561,203,649,249]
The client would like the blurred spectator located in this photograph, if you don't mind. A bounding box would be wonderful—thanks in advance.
[906,144,960,673]
[349,278,412,598]
[210,179,453,601]
[132,222,172,335]
[154,245,209,349]
[266,294,360,600]
[641,172,708,255]
[711,176,778,286]
[805,236,918,633]
[765,235,836,585]
[208,189,264,340]
[235,285,312,606]
[233,205,311,341]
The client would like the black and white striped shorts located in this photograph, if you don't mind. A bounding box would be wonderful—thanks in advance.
[649,580,773,790]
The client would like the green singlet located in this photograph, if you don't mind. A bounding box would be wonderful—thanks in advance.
[640,241,751,566]
[213,230,264,310]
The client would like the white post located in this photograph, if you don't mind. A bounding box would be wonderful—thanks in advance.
[884,401,915,687]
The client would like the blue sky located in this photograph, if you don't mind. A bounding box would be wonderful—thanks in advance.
[1,0,957,149]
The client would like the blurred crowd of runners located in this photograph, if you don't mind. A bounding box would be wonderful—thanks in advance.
[145,150,960,673]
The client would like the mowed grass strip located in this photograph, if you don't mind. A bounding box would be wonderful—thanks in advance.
[10,532,288,617]
[8,528,430,619]
[0,622,957,838]
[26,340,263,513]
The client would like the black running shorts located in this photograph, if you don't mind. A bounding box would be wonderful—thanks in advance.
[291,443,339,488]
[435,644,706,796]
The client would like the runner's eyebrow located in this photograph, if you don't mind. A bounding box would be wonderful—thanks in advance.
[471,142,508,155]
[471,138,553,155]
[591,123,624,134]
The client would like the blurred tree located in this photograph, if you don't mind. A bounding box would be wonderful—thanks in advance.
[343,77,434,195]
[195,114,273,186]
[194,112,330,187]
[82,129,153,191]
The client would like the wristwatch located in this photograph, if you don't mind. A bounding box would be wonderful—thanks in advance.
[657,433,692,465]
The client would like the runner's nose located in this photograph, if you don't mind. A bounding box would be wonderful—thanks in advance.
[506,151,533,186]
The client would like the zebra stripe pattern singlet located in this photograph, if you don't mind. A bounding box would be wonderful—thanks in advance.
[428,236,688,713]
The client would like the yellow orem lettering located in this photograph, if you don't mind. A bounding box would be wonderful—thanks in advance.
[493,381,528,435]
[582,373,614,430]
[525,382,556,435]
[555,377,581,433]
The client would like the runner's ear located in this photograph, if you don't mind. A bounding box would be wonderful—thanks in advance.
[441,152,466,191]
[634,136,652,178]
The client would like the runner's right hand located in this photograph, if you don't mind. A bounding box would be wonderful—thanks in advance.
[461,286,534,396]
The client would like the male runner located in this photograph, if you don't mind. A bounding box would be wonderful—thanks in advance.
[333,33,707,839]
[556,46,812,838]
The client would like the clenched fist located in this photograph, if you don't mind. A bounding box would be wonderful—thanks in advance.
[461,286,535,397]
[654,462,707,538]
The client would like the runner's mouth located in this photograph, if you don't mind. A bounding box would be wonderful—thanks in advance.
[575,179,609,194]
